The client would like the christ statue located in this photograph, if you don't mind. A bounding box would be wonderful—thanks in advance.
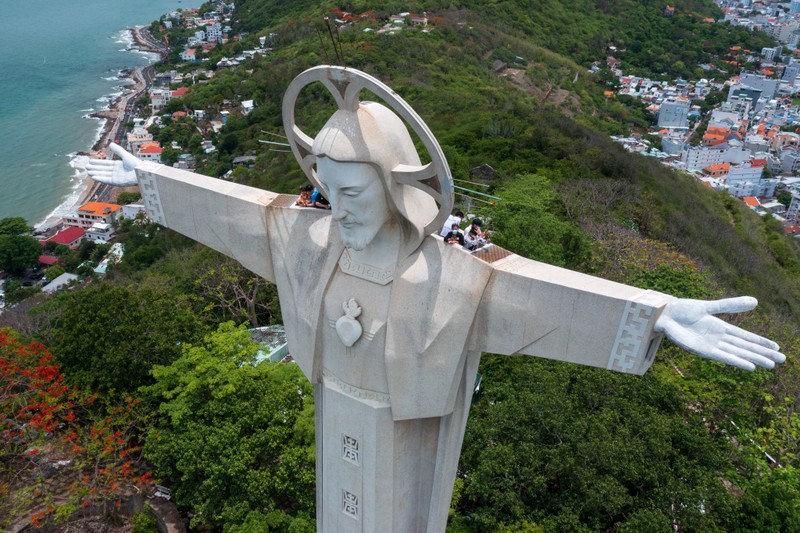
[87,66,785,533]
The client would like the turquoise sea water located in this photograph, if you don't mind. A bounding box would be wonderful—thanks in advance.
[0,0,185,227]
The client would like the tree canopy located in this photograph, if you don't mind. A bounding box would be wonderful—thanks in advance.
[0,234,40,276]
[36,283,207,394]
[142,324,316,531]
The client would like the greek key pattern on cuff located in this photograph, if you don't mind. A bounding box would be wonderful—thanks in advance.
[138,170,166,226]
[608,291,665,373]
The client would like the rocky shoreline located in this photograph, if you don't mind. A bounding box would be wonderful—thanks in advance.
[48,26,165,229]
[89,27,165,156]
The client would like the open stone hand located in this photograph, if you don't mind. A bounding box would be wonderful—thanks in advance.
[654,296,785,371]
[85,143,141,187]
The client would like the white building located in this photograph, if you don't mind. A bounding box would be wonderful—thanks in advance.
[126,126,154,154]
[787,193,800,220]
[683,145,750,171]
[728,179,778,198]
[740,73,780,101]
[206,22,223,43]
[149,88,171,112]
[85,222,116,243]
[121,203,147,220]
[727,161,764,185]
[658,97,690,128]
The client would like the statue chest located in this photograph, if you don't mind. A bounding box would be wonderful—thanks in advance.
[321,267,392,395]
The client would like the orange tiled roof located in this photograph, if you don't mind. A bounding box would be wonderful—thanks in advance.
[139,142,163,154]
[705,163,730,172]
[79,202,121,215]
[743,196,761,207]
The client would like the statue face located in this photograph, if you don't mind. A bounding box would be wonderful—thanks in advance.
[316,157,391,251]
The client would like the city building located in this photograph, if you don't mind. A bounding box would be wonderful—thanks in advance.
[63,202,122,230]
[657,97,690,128]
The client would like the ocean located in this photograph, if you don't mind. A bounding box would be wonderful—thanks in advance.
[0,0,186,227]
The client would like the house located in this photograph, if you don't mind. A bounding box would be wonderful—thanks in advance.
[174,154,197,170]
[149,88,171,112]
[180,48,197,62]
[743,196,761,209]
[703,163,731,178]
[63,202,121,229]
[121,204,147,220]
[38,255,60,267]
[137,142,163,163]
[126,126,154,154]
[85,222,116,243]
[241,100,254,115]
[762,200,786,215]
[41,273,79,294]
[233,155,256,167]
[172,86,189,99]
[41,226,85,248]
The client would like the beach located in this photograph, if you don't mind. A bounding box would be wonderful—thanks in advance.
[37,26,164,231]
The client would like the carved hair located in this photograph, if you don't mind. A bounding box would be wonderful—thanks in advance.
[312,101,438,255]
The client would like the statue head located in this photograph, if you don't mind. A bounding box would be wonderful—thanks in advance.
[283,66,454,257]
[312,101,437,252]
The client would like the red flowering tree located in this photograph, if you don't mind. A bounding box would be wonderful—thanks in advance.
[0,328,153,528]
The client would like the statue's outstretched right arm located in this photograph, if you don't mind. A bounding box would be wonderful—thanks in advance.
[86,143,280,283]
[86,144,140,186]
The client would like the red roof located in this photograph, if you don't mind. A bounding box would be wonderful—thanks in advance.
[46,226,85,245]
[38,255,60,266]
[172,87,189,98]
[751,158,768,168]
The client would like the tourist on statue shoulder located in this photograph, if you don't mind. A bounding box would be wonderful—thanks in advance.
[444,223,464,246]
[296,184,314,206]
[465,218,490,250]
[440,208,464,237]
[311,187,331,209]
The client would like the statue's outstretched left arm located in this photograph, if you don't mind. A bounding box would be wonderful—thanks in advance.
[654,296,784,371]
[470,251,784,375]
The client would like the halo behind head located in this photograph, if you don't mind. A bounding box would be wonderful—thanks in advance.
[282,66,453,250]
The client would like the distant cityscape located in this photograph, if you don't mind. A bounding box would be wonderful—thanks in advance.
[607,0,800,236]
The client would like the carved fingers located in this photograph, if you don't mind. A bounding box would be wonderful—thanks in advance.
[85,143,141,187]
[655,297,785,372]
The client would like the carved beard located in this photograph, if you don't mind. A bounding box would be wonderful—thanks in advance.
[339,223,380,251]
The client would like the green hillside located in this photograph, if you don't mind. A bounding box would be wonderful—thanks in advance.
[4,0,800,530]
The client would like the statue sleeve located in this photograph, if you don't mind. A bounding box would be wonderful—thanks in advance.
[134,162,280,283]
[469,252,674,375]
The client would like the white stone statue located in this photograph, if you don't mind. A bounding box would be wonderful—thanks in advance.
[87,66,784,533]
